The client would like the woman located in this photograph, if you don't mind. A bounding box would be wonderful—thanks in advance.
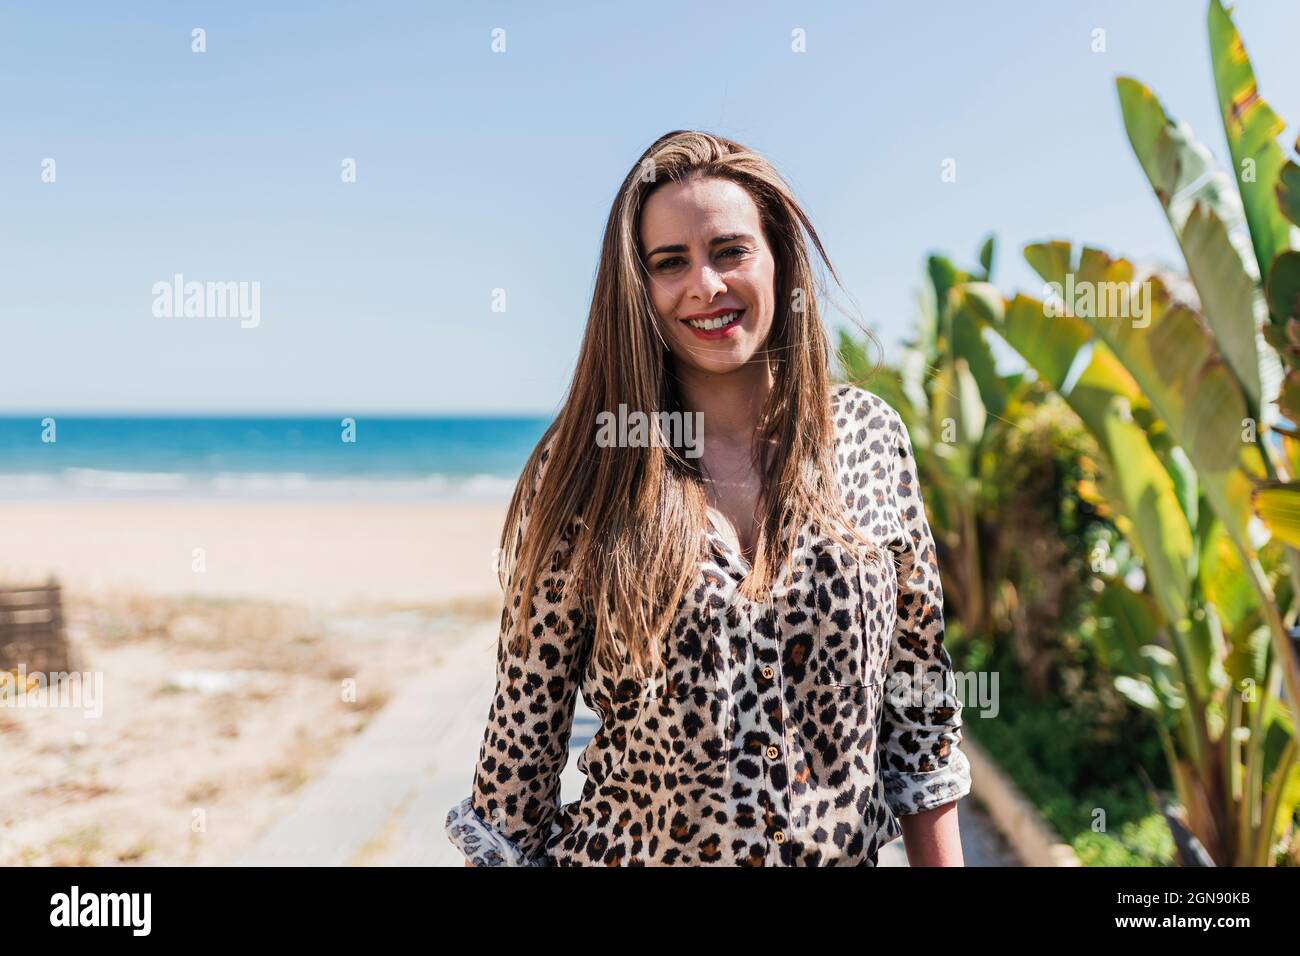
[445,130,970,867]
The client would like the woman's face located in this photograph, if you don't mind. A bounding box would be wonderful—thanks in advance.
[639,176,777,376]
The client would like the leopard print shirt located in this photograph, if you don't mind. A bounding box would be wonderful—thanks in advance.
[447,385,971,866]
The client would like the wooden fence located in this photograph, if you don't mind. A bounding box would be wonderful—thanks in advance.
[0,576,72,673]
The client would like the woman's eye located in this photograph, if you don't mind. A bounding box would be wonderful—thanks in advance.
[655,248,748,271]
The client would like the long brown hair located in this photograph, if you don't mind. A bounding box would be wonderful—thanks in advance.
[499,130,884,681]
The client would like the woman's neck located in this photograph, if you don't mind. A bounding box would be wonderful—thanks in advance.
[674,358,774,448]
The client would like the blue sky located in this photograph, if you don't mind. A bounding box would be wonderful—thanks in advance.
[4,1,1299,414]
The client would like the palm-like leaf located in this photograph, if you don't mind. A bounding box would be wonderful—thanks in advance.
[984,290,1195,627]
[1025,242,1267,558]
[1207,0,1295,286]
[1116,76,1265,417]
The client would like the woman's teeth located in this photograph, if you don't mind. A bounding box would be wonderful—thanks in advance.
[685,310,742,330]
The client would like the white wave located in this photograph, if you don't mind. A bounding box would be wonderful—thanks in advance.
[0,469,517,502]
[62,468,191,492]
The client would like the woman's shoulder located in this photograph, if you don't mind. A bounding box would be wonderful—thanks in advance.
[827,385,921,539]
[828,383,907,449]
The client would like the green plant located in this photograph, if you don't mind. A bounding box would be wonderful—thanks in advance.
[840,248,1118,702]
[959,628,1176,866]
[953,0,1300,865]
[839,237,1033,647]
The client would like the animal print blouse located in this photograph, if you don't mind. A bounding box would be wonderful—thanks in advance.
[445,385,971,866]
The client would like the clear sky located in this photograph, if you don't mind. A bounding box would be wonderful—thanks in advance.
[4,1,1299,414]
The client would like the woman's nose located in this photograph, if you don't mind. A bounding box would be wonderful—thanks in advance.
[687,263,727,300]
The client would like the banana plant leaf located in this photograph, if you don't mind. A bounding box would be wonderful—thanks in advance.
[1265,255,1300,421]
[1024,242,1267,558]
[1117,76,1263,411]
[1222,613,1269,696]
[1162,444,1200,545]
[1095,578,1160,675]
[1280,143,1300,228]
[1207,0,1295,286]
[1252,481,1300,548]
[1266,251,1300,324]
[926,360,984,478]
[938,249,1006,415]
[951,300,1007,421]
[1199,514,1257,638]
[989,292,1194,626]
[1180,600,1229,706]
[1260,706,1300,855]
[978,235,996,280]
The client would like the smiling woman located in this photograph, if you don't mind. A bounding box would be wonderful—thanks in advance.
[641,181,775,358]
[446,130,971,866]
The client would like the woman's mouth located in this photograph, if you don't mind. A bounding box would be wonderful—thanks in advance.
[680,309,744,340]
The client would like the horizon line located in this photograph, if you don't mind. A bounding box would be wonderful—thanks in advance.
[0,409,558,419]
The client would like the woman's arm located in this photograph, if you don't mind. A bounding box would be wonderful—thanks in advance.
[898,800,964,866]
[875,400,971,865]
[444,440,590,867]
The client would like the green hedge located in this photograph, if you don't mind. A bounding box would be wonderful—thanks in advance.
[956,627,1176,867]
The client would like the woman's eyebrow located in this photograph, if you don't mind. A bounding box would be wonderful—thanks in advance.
[646,232,757,258]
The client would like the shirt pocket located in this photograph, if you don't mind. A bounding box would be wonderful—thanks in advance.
[793,679,892,856]
[810,536,893,689]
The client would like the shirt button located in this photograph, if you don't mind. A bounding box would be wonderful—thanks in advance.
[765,744,779,760]
[761,665,774,680]
[773,830,786,844]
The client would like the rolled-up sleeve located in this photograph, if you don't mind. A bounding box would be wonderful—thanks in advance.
[878,406,972,815]
[448,442,593,864]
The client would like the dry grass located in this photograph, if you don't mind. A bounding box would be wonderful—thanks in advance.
[0,591,499,866]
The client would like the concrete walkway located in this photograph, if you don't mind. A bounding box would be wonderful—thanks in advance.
[235,619,1018,867]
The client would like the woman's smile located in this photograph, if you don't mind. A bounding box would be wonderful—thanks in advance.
[681,307,745,339]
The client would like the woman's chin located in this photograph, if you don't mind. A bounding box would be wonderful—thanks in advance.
[666,335,760,375]
[681,353,757,377]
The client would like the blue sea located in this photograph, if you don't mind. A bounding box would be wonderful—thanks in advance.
[0,416,552,501]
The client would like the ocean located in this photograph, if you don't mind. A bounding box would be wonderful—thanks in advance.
[0,415,553,501]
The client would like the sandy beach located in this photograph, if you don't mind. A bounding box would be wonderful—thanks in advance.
[0,500,510,609]
[0,500,510,865]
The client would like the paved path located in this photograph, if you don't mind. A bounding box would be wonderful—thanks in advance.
[234,620,500,867]
[235,619,1018,866]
